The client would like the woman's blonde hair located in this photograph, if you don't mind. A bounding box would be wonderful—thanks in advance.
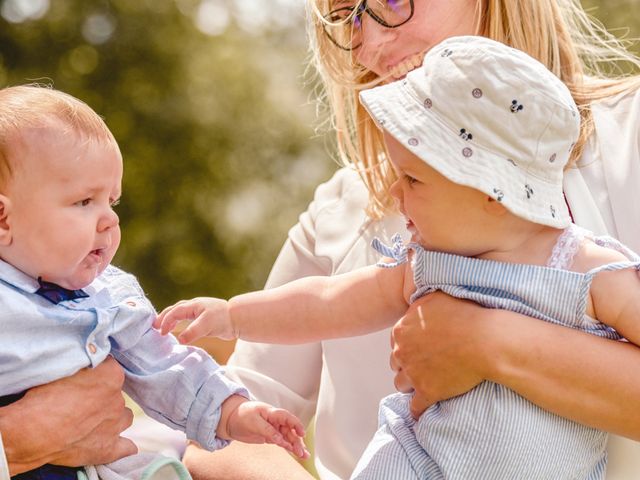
[307,0,640,218]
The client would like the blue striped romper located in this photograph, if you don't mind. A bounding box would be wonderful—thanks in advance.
[352,224,640,480]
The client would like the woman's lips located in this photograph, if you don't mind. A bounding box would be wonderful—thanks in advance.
[388,51,427,79]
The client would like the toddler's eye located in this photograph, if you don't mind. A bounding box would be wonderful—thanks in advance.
[404,174,418,185]
[76,198,91,207]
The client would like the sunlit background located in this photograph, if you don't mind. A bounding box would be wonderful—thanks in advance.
[0,0,638,363]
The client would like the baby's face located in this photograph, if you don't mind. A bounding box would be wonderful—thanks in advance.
[4,123,122,290]
[384,132,496,257]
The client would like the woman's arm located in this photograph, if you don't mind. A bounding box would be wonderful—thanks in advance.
[391,292,640,439]
[0,356,136,475]
[184,442,315,480]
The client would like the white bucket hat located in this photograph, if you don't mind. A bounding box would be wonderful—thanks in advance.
[359,35,580,228]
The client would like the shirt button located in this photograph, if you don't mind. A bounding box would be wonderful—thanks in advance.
[88,343,97,354]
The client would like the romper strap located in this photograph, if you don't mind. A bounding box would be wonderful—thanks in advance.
[371,233,409,268]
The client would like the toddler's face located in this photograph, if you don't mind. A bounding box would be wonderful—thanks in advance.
[4,123,122,290]
[384,132,493,256]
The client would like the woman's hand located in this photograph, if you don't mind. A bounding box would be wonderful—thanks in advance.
[0,356,137,475]
[390,291,497,418]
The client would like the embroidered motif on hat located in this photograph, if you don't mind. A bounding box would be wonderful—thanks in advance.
[462,147,473,158]
[459,129,473,141]
[493,188,504,202]
[423,98,432,109]
[549,153,557,163]
[408,138,419,146]
[510,100,524,113]
[472,88,483,98]
[525,184,534,199]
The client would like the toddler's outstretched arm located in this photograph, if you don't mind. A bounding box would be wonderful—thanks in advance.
[217,395,309,460]
[155,263,408,344]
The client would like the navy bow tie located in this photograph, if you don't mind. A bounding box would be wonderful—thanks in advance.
[36,278,89,304]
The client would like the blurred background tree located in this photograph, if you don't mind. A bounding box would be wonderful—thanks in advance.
[0,0,639,362]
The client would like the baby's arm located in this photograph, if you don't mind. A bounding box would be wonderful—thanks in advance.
[155,262,409,344]
[577,243,640,345]
[216,395,309,460]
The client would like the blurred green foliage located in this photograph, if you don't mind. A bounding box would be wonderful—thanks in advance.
[0,0,334,311]
[0,0,638,315]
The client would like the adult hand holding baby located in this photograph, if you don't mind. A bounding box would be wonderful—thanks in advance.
[390,292,496,419]
[0,356,136,475]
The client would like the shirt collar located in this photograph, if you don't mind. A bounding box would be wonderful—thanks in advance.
[0,258,41,294]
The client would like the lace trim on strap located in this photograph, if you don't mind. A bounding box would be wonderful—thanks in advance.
[371,233,408,268]
[546,224,589,270]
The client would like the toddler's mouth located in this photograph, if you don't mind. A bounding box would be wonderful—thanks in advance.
[88,248,105,262]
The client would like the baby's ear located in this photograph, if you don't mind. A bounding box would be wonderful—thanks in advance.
[0,194,12,246]
[484,196,508,217]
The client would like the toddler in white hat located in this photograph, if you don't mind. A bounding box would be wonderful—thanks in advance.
[157,36,640,479]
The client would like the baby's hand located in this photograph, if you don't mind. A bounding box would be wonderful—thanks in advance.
[153,297,235,343]
[218,395,309,460]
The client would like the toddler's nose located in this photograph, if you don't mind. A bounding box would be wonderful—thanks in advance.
[98,207,119,232]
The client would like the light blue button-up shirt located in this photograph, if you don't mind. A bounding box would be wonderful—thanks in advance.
[0,260,247,450]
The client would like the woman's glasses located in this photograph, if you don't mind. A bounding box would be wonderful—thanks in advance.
[322,0,415,51]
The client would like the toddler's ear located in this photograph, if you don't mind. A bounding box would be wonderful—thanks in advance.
[484,196,508,217]
[0,195,12,245]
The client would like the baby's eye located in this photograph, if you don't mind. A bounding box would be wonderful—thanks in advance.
[404,174,418,185]
[75,198,91,207]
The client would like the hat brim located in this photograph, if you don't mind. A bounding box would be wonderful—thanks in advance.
[359,80,571,229]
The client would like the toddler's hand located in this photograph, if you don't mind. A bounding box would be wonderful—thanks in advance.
[218,395,309,460]
[153,297,235,343]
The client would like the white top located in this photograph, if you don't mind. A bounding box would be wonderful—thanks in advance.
[226,87,640,480]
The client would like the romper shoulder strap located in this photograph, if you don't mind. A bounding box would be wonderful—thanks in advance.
[371,233,409,268]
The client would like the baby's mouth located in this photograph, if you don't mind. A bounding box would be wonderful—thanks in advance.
[88,248,104,262]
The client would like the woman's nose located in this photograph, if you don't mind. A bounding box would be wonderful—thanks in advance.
[355,16,398,66]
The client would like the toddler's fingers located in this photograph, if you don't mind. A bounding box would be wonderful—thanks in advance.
[265,409,309,459]
[157,301,200,336]
[280,425,309,459]
[177,312,216,344]
[269,409,305,437]
[251,414,290,448]
[154,315,179,336]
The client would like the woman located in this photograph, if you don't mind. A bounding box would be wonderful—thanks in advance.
[3,0,639,478]
[183,1,640,479]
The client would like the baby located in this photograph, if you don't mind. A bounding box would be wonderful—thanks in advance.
[157,37,640,479]
[0,85,307,480]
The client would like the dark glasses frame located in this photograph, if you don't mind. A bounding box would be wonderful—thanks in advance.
[322,0,415,51]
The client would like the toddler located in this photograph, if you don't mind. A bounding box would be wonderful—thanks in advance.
[157,36,640,479]
[0,85,307,480]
